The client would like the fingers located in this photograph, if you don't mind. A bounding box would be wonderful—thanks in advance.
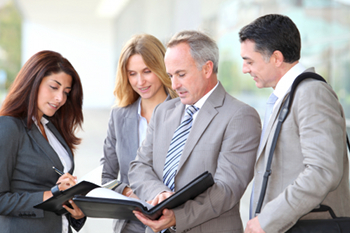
[56,173,77,191]
[150,191,174,206]
[133,208,176,232]
[63,200,85,220]
[126,190,140,200]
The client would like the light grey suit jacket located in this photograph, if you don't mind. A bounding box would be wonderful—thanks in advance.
[101,96,171,233]
[129,82,261,233]
[0,116,84,233]
[252,69,350,233]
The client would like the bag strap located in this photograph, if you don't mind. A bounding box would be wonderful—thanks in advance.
[255,72,349,215]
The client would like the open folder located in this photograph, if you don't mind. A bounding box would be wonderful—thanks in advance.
[73,171,214,221]
[34,178,120,215]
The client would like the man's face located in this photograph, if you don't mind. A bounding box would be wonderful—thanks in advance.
[165,42,208,105]
[240,40,278,89]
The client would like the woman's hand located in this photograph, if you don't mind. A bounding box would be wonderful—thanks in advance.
[63,200,85,219]
[56,173,77,191]
[42,173,78,202]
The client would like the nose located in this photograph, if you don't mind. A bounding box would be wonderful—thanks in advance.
[55,91,64,103]
[171,76,180,90]
[137,74,145,85]
[242,63,250,74]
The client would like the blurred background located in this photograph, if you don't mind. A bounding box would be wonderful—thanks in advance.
[0,0,350,232]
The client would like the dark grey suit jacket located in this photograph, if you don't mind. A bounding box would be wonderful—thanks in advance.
[129,83,261,233]
[0,116,84,233]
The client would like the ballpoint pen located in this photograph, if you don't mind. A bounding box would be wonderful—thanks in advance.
[52,166,64,176]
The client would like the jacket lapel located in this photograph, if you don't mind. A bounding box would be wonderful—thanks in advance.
[24,118,65,172]
[124,100,139,153]
[256,67,316,160]
[256,94,285,160]
[176,83,224,173]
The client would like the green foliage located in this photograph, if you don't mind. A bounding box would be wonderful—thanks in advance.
[0,0,21,89]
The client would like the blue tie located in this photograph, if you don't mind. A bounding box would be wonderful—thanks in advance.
[250,92,278,219]
[259,92,278,147]
[163,105,199,191]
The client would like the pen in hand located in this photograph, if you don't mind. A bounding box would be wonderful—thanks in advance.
[52,166,64,176]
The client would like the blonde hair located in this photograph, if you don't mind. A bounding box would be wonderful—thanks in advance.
[114,34,177,107]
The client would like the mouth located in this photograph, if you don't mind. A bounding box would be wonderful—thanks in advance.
[139,86,151,92]
[177,90,188,97]
[49,103,59,109]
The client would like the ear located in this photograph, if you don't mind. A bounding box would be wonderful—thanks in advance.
[202,60,214,78]
[271,50,284,67]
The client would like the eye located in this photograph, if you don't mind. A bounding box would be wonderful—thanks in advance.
[128,71,136,76]
[50,85,58,90]
[144,69,151,74]
[179,73,185,77]
[64,92,70,97]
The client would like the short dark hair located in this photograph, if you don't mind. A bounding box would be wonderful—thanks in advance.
[239,14,301,63]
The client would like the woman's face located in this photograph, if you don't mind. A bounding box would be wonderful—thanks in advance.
[127,54,165,101]
[37,72,72,119]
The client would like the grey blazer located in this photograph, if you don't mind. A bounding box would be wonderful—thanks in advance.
[100,96,171,233]
[0,116,84,233]
[129,82,262,233]
[252,69,350,233]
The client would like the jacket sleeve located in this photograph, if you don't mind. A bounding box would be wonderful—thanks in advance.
[0,117,45,218]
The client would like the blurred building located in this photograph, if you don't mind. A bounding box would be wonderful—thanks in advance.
[12,0,350,114]
[2,0,350,232]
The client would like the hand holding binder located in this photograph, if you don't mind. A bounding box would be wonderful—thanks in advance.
[34,179,120,215]
[73,171,214,221]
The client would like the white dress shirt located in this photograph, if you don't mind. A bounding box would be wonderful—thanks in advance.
[273,63,307,110]
[34,117,72,233]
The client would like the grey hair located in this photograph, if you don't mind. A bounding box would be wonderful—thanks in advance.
[167,30,219,73]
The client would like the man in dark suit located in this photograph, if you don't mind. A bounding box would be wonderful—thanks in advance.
[128,30,261,233]
[240,14,350,233]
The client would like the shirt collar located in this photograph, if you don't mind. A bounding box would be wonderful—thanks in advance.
[273,63,306,99]
[137,98,142,119]
[187,81,219,109]
[32,116,49,126]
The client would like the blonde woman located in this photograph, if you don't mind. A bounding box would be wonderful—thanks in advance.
[100,34,176,233]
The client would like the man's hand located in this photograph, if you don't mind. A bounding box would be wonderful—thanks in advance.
[245,217,265,233]
[123,186,139,199]
[148,191,174,206]
[134,208,176,232]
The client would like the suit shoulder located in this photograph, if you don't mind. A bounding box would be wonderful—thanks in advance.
[0,116,24,137]
[110,101,138,117]
[155,97,180,110]
[223,93,259,115]
[295,78,338,100]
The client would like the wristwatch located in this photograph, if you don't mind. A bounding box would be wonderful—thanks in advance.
[51,184,62,197]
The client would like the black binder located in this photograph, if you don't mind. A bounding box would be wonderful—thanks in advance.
[34,181,100,214]
[73,171,214,221]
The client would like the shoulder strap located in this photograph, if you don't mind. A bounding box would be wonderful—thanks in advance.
[255,72,349,214]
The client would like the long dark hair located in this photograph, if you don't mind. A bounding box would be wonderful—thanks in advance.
[0,50,83,154]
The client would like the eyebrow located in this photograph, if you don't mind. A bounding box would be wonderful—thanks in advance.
[242,56,251,60]
[53,80,71,89]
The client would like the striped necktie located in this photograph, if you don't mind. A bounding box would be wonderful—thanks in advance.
[163,105,199,191]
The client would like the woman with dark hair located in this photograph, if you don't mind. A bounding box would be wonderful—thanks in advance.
[100,34,176,233]
[0,50,85,233]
